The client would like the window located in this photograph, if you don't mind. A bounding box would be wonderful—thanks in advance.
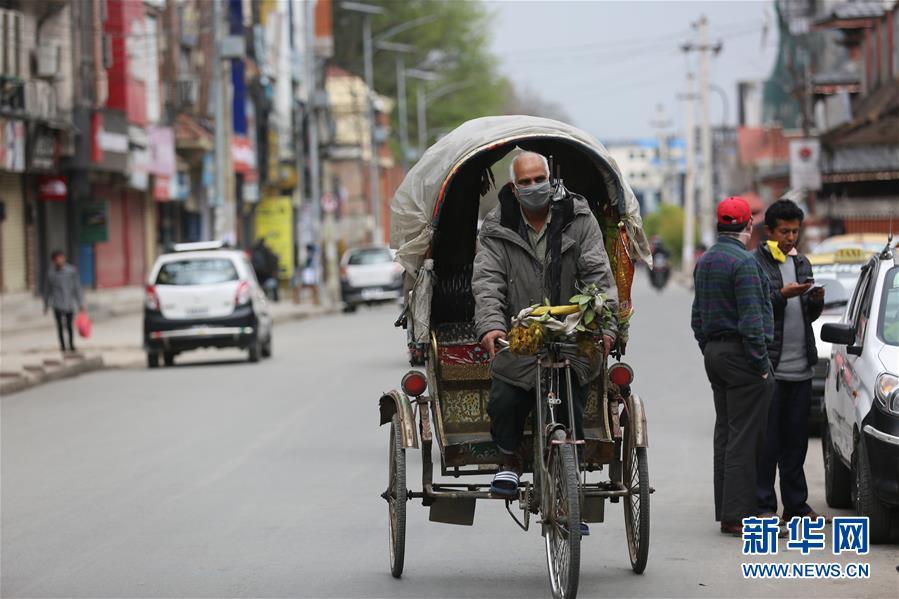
[156,258,239,286]
[879,267,899,346]
[347,248,393,266]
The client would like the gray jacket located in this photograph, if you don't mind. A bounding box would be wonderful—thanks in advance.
[472,184,618,388]
[44,264,84,313]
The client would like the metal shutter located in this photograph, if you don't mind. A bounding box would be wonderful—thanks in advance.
[0,172,26,292]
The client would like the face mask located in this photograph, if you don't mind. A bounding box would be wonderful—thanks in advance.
[516,180,552,210]
[737,229,752,246]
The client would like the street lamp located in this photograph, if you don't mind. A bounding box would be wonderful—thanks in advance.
[342,1,386,244]
[405,68,439,156]
[375,41,415,173]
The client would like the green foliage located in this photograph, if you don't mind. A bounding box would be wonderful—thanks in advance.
[642,204,693,266]
[332,0,508,155]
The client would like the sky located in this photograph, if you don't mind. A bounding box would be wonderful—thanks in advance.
[488,0,779,141]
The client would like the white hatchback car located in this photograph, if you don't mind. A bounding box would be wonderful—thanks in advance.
[143,243,273,367]
[820,242,899,543]
[339,246,403,313]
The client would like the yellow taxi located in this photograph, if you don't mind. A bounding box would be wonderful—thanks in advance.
[809,238,887,432]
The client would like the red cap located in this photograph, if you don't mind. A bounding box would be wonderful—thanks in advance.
[717,196,752,226]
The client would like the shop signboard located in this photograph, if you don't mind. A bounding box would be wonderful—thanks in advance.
[148,126,175,176]
[79,201,108,243]
[0,118,26,172]
[91,110,128,173]
[254,196,294,280]
[789,138,822,191]
[28,124,58,172]
[38,175,67,201]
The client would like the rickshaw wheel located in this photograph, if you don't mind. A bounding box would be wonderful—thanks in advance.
[387,414,407,578]
[622,420,650,574]
[543,429,581,599]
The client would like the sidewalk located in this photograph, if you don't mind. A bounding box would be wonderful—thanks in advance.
[1,291,337,395]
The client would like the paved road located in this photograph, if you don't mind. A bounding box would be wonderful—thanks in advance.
[2,277,897,598]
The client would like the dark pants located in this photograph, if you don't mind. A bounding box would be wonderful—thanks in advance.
[703,340,773,523]
[488,376,586,456]
[54,309,74,351]
[757,378,812,518]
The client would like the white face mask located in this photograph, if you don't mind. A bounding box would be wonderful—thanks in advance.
[737,229,752,246]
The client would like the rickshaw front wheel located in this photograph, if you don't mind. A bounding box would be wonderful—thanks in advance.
[623,420,650,574]
[543,429,581,599]
[387,414,407,578]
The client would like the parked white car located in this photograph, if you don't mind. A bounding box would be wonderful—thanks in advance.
[143,242,273,367]
[820,241,899,543]
[340,246,403,313]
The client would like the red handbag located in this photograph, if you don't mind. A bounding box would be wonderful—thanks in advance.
[75,311,92,338]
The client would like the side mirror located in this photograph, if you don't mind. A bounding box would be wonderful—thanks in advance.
[821,323,856,345]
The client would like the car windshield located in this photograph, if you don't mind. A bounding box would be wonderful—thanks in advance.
[880,267,899,346]
[347,248,393,266]
[156,258,239,286]
[812,263,862,307]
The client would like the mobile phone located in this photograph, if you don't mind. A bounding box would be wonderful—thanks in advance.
[803,284,824,295]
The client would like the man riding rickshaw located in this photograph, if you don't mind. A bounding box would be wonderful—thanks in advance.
[380,115,653,599]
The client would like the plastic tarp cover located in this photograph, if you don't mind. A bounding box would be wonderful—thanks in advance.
[390,115,652,277]
[409,258,434,344]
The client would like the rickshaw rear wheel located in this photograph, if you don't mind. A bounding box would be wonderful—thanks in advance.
[543,429,581,599]
[387,414,407,578]
[622,419,650,574]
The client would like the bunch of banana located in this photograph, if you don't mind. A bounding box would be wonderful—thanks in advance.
[508,322,545,354]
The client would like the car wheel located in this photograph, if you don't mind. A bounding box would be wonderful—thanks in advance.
[853,434,894,543]
[163,352,175,367]
[261,335,272,358]
[147,352,160,369]
[823,420,852,508]
[248,338,261,363]
[343,303,357,313]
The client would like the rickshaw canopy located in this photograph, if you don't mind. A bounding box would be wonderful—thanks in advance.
[390,115,652,276]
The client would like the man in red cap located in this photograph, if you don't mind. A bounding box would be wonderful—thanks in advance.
[691,196,775,536]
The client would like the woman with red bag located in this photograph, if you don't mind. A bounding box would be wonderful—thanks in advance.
[43,250,85,353]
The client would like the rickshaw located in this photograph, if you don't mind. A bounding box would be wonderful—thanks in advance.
[378,116,654,598]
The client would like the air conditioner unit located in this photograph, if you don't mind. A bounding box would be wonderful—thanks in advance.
[36,44,60,79]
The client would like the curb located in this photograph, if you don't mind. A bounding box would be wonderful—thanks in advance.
[0,305,339,396]
[0,355,104,397]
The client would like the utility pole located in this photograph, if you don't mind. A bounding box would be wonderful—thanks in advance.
[406,68,439,157]
[375,41,415,173]
[650,104,673,207]
[682,16,721,250]
[679,74,698,272]
[305,0,329,303]
[343,2,386,244]
[212,0,229,243]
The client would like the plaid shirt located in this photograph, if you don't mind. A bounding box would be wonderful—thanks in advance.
[691,236,774,374]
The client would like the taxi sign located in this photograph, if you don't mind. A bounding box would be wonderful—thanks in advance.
[834,248,868,263]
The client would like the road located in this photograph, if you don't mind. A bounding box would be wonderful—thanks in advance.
[2,276,897,598]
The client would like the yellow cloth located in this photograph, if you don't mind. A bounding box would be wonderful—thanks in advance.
[767,240,787,263]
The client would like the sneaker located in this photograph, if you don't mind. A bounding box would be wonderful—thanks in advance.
[490,469,519,498]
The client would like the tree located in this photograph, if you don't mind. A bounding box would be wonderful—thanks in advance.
[502,82,573,123]
[333,0,508,154]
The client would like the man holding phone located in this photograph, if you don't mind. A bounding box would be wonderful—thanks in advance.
[753,199,825,523]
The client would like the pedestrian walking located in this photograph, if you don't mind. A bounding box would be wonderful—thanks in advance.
[43,250,85,353]
[691,197,775,536]
[753,199,826,523]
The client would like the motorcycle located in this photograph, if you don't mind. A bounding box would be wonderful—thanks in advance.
[649,253,670,291]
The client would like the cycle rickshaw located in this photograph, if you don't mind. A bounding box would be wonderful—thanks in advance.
[378,116,654,599]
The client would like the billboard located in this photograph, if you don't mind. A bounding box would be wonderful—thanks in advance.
[254,196,294,280]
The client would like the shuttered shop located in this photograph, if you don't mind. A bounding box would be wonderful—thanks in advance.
[0,172,26,293]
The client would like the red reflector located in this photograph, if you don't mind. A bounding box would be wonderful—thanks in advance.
[608,363,634,386]
[401,371,427,397]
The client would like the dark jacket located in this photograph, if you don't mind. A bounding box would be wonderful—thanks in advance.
[753,244,823,370]
[472,183,618,388]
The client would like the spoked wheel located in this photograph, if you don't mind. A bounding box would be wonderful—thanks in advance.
[622,418,650,574]
[386,414,407,578]
[543,429,581,599]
